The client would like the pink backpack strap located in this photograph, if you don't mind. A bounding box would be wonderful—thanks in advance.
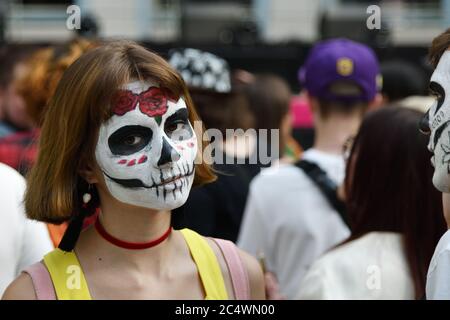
[22,262,56,300]
[212,238,250,300]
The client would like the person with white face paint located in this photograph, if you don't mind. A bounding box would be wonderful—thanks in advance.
[418,28,450,300]
[2,41,265,300]
[95,80,198,211]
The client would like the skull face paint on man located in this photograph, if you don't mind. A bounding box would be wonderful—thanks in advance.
[95,81,198,210]
[422,51,450,192]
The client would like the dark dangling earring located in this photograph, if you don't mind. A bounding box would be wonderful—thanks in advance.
[59,182,98,252]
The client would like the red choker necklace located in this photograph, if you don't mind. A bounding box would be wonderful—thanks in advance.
[94,218,172,250]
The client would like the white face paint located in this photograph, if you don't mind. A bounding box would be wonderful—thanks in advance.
[426,51,450,192]
[95,81,198,210]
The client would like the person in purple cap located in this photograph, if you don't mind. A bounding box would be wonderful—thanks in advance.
[237,38,382,299]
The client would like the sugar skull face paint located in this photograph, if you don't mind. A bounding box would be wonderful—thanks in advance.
[423,51,450,192]
[95,81,198,210]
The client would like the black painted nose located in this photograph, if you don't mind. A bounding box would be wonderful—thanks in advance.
[419,110,431,135]
[158,137,180,166]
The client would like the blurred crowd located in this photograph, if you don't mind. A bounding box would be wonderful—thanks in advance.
[0,26,450,300]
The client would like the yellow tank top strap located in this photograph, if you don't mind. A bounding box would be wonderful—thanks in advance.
[180,228,229,300]
[43,230,228,300]
[43,248,92,300]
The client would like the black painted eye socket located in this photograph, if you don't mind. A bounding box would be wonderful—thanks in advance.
[166,122,184,133]
[164,108,193,141]
[429,81,445,115]
[419,110,430,135]
[108,125,153,155]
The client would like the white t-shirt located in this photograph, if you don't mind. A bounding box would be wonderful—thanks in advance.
[296,232,415,300]
[0,163,53,296]
[237,148,350,299]
[426,229,450,299]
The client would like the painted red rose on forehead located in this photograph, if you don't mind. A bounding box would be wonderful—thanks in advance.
[113,90,138,116]
[138,87,167,117]
[112,86,177,118]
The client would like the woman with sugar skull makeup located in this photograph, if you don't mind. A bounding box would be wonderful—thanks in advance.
[2,41,265,300]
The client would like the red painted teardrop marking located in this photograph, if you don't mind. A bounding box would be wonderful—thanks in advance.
[187,142,195,148]
[117,159,127,165]
[138,155,148,164]
[127,159,136,166]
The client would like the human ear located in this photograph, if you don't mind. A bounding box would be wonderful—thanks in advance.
[305,92,319,115]
[367,93,384,111]
[79,163,100,184]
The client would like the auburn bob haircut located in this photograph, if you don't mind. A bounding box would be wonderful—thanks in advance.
[25,40,216,224]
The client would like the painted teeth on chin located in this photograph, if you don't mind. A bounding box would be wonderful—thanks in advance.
[152,176,159,197]
[172,179,181,201]
[186,162,192,175]
[159,169,164,186]
[180,177,183,194]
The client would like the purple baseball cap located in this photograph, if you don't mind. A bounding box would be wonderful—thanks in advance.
[299,38,381,102]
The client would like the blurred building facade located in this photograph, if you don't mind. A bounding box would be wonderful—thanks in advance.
[0,0,448,45]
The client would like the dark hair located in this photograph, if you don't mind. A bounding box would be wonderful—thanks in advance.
[380,60,427,102]
[243,74,291,153]
[317,81,369,118]
[344,107,446,299]
[189,89,254,135]
[0,44,39,88]
[429,28,450,68]
[245,74,291,130]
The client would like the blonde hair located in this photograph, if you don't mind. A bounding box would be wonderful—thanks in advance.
[25,40,216,224]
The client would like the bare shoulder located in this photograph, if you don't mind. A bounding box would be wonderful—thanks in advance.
[2,273,37,300]
[237,248,266,300]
